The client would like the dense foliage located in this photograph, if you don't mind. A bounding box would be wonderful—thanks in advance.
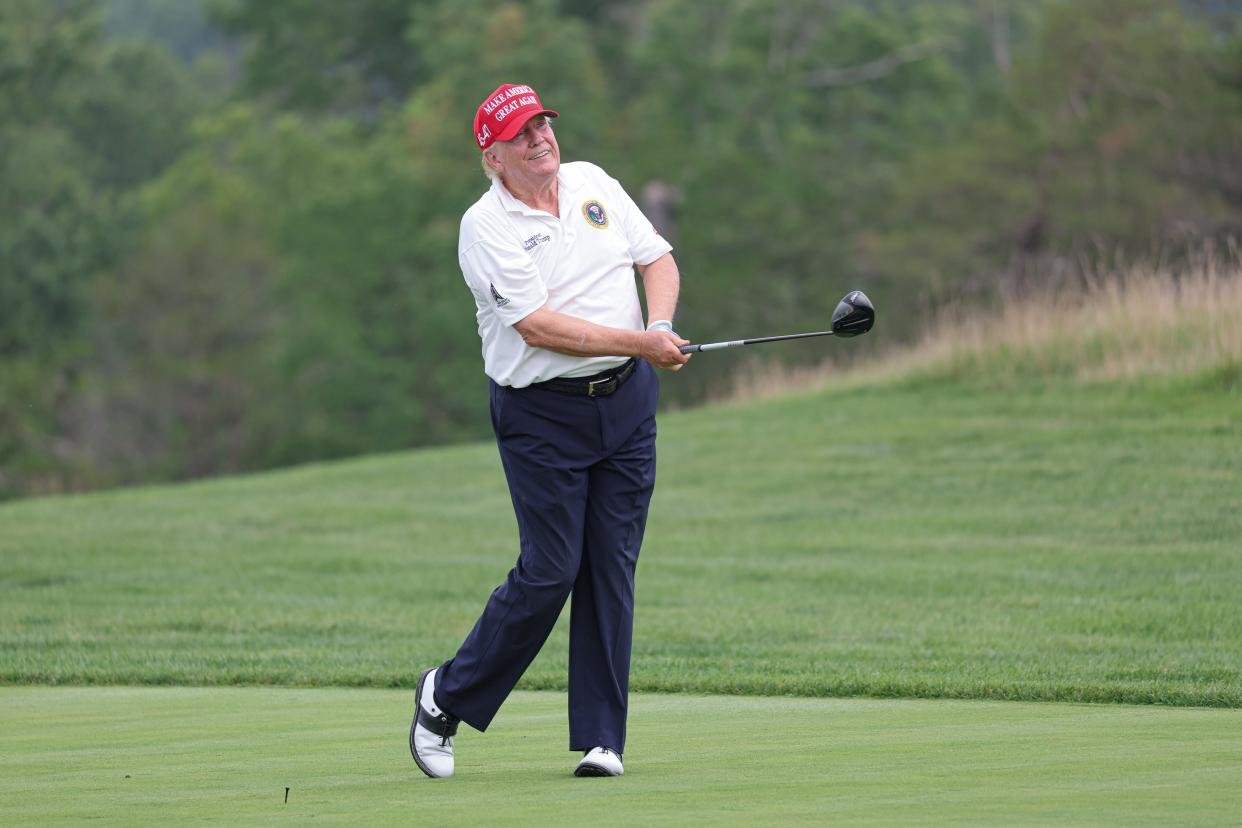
[2,0,1240,497]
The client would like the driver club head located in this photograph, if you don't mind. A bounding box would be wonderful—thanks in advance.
[831,290,875,338]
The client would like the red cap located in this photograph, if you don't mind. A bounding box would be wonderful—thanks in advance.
[473,83,559,151]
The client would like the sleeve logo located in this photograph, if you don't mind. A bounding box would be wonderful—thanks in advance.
[489,282,511,308]
[582,200,609,229]
[522,232,551,251]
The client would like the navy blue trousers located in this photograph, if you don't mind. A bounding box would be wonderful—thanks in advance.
[434,360,659,754]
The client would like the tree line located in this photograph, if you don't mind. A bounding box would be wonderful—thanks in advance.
[2,0,1240,499]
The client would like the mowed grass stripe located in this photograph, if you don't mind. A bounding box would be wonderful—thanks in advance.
[2,688,1240,827]
[2,376,1240,704]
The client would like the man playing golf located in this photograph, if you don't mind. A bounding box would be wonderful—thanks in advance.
[410,83,689,779]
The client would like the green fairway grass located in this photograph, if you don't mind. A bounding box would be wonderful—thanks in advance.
[2,374,1239,705]
[2,687,1239,827]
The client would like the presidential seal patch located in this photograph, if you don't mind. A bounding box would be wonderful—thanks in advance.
[582,200,609,229]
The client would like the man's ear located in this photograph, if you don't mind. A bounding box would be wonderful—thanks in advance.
[484,150,502,173]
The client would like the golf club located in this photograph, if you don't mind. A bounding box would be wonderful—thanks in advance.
[678,290,875,354]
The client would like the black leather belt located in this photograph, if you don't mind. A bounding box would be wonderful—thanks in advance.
[530,359,636,397]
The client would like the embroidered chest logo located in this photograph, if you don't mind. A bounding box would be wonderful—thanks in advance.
[489,283,511,308]
[582,200,609,229]
[522,232,551,251]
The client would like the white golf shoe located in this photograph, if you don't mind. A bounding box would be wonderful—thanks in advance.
[409,667,459,778]
[574,747,624,777]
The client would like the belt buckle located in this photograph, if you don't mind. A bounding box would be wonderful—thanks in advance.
[587,377,610,397]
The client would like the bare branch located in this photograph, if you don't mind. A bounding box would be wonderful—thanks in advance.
[991,0,1012,74]
[803,38,955,89]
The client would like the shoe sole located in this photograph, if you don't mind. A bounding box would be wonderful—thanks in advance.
[409,667,439,779]
[574,762,621,777]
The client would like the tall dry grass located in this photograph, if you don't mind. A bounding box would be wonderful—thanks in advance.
[719,257,1242,403]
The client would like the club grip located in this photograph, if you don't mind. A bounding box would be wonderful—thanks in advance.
[679,344,701,354]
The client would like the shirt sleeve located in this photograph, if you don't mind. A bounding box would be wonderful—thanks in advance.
[459,239,548,327]
[608,176,674,267]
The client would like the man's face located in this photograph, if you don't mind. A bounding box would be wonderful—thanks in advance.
[488,115,559,181]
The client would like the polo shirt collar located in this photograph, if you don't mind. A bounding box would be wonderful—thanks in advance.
[492,164,585,217]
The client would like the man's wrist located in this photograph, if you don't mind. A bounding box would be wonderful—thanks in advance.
[647,319,674,333]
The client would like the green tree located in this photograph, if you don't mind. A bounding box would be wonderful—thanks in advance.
[209,0,430,113]
[6,0,1241,498]
[237,110,490,463]
[0,0,209,497]
[101,0,233,63]
[618,0,985,392]
[258,0,617,461]
[0,2,117,496]
[74,112,282,484]
[874,0,1242,299]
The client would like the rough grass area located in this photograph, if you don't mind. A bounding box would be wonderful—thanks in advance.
[901,262,1242,386]
[3,688,1240,826]
[723,262,1242,401]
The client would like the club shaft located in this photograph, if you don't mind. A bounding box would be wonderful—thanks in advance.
[680,330,835,354]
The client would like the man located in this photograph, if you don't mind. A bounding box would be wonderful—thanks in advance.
[409,83,690,779]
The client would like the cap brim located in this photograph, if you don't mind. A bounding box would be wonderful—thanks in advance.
[493,109,560,143]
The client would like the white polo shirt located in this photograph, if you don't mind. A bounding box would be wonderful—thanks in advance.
[458,161,673,388]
